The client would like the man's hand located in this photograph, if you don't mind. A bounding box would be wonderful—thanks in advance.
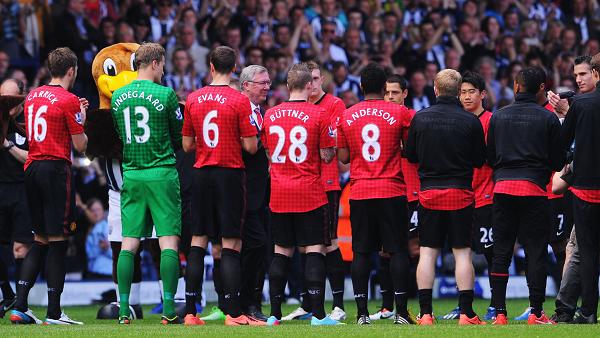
[547,90,569,117]
[79,97,89,125]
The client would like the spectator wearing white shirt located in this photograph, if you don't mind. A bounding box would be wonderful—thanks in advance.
[150,0,175,47]
[317,21,348,67]
[310,0,346,41]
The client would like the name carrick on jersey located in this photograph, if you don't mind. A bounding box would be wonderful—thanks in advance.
[337,100,412,200]
[24,85,84,169]
[315,93,345,192]
[112,80,182,171]
[473,110,494,208]
[182,85,257,169]
[263,100,335,213]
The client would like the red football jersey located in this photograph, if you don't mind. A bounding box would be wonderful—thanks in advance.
[182,85,257,169]
[570,188,600,203]
[24,85,84,169]
[337,100,411,200]
[315,93,345,192]
[401,108,420,202]
[263,100,335,213]
[473,111,494,208]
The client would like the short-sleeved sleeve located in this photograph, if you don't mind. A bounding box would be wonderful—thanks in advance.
[336,111,348,148]
[167,90,183,145]
[182,95,195,137]
[238,96,258,138]
[319,108,335,149]
[331,99,345,126]
[65,95,85,135]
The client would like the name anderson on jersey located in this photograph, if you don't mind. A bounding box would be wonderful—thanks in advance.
[345,107,397,126]
[112,90,166,111]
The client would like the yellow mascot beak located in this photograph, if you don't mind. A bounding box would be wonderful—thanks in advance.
[97,71,138,100]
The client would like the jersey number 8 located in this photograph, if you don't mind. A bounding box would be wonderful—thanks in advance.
[269,125,308,164]
[361,123,381,162]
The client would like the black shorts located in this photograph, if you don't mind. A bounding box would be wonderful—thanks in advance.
[350,196,408,254]
[326,190,341,240]
[472,204,493,254]
[419,205,473,249]
[191,166,246,239]
[271,205,330,247]
[407,200,419,239]
[548,195,574,244]
[0,182,34,244]
[25,160,77,237]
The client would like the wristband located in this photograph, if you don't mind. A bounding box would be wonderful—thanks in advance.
[3,141,14,151]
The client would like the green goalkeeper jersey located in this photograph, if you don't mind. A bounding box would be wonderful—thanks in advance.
[111,79,183,171]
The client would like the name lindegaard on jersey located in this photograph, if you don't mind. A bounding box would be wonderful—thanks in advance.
[345,108,397,126]
[27,90,59,104]
[268,108,310,123]
[112,90,166,111]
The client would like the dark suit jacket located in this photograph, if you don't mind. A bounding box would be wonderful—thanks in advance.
[243,106,269,211]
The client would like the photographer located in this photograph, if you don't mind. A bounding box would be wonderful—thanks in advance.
[546,55,596,323]
[561,52,600,324]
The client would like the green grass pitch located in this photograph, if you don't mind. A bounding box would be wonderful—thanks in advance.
[1,299,598,337]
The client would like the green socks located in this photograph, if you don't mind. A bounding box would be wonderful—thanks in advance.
[117,250,135,317]
[160,249,180,318]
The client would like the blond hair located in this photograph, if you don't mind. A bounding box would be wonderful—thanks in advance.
[434,69,462,97]
[135,42,165,69]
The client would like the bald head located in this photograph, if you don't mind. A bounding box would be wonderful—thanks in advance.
[434,69,462,97]
[0,79,23,96]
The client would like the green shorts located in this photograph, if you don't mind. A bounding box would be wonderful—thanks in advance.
[121,167,182,238]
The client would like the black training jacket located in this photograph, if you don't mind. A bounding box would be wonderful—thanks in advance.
[561,85,600,189]
[406,96,486,190]
[487,93,565,189]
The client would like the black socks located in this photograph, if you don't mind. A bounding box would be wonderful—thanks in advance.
[15,242,47,312]
[459,290,476,318]
[220,248,242,317]
[390,252,410,317]
[0,257,14,299]
[185,246,206,315]
[305,252,326,320]
[268,254,290,319]
[378,256,394,311]
[351,252,371,316]
[490,273,509,315]
[46,241,68,319]
[326,249,345,310]
[418,289,433,315]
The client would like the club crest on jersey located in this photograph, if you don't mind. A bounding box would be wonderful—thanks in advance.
[175,107,183,120]
[75,112,83,124]
[328,125,336,137]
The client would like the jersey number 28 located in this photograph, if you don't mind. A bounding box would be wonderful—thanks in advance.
[269,125,308,164]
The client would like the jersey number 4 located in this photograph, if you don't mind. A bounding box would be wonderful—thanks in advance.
[27,104,48,142]
[269,125,307,164]
[123,106,150,144]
